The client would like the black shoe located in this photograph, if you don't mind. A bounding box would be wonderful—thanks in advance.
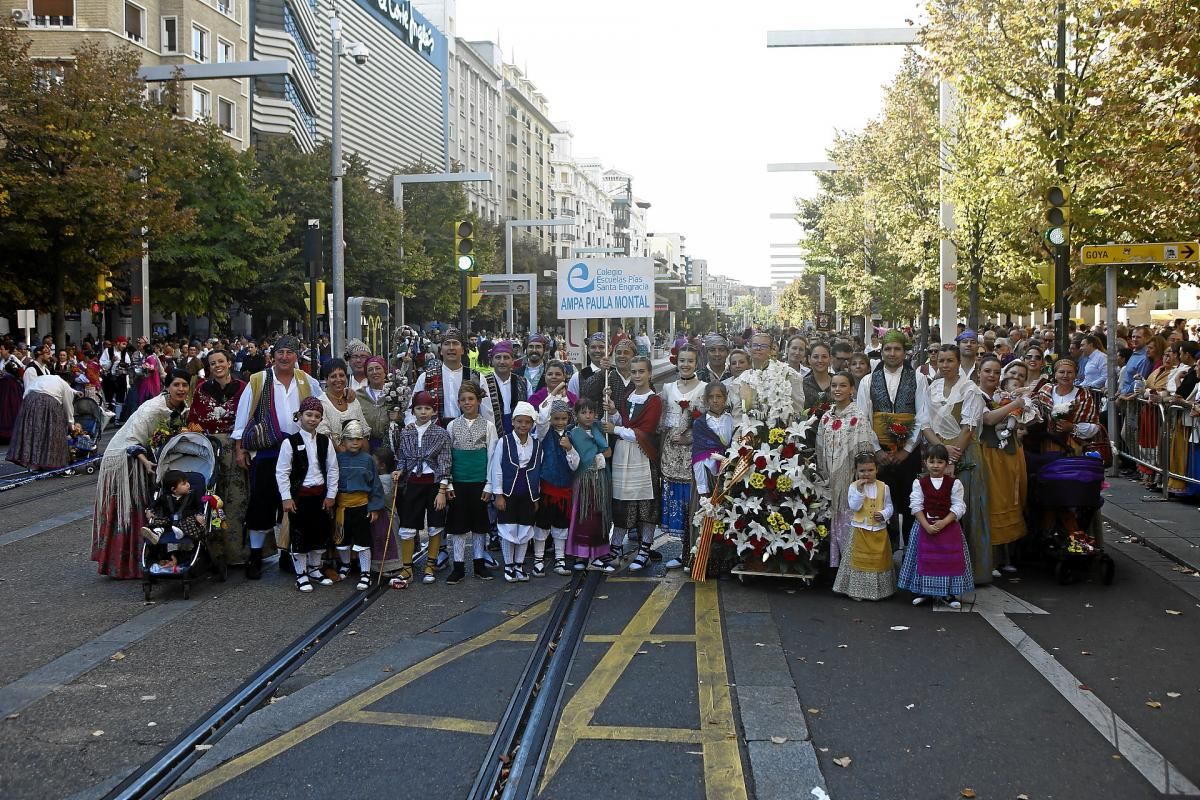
[648,549,663,562]
[279,551,296,574]
[473,558,494,581]
[447,561,467,585]
[245,548,263,580]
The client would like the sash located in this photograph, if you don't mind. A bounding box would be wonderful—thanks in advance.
[872,412,916,453]
[334,491,369,545]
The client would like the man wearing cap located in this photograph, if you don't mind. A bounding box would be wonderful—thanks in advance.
[957,329,980,382]
[479,341,529,435]
[232,333,323,579]
[857,330,929,545]
[567,332,609,398]
[410,328,470,428]
[518,333,552,391]
[582,338,638,410]
[345,338,372,392]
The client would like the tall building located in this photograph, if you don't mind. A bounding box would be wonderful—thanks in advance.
[604,168,650,259]
[547,132,614,259]
[647,232,686,282]
[252,0,449,184]
[451,38,505,222]
[501,61,556,248]
[19,0,251,148]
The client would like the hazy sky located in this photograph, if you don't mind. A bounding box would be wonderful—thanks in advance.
[456,0,924,288]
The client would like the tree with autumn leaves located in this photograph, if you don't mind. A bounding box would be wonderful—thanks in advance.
[792,0,1200,327]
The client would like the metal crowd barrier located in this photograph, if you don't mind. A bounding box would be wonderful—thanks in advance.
[1113,395,1200,500]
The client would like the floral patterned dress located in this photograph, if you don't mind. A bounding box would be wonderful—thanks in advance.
[815,402,874,567]
[187,378,249,564]
[658,379,707,545]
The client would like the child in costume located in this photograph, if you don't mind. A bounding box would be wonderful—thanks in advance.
[832,451,896,601]
[535,398,580,575]
[897,444,974,608]
[566,398,611,571]
[334,419,385,591]
[691,381,736,576]
[445,380,497,584]
[275,396,340,592]
[141,468,205,573]
[488,401,544,582]
[392,390,452,584]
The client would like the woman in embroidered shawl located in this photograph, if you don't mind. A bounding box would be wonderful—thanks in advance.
[977,355,1035,575]
[92,370,191,578]
[921,344,992,585]
[316,359,368,450]
[816,372,875,568]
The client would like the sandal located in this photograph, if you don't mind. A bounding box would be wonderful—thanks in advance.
[296,574,313,593]
[338,564,351,581]
[356,573,371,591]
[532,558,546,577]
[308,568,333,587]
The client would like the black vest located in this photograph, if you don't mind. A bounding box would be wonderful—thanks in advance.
[287,431,330,495]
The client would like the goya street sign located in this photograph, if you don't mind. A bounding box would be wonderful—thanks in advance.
[477,280,529,296]
[1080,241,1198,265]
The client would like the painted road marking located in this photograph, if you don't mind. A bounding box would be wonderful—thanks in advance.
[164,598,554,800]
[940,586,1199,795]
[0,505,92,547]
[167,575,747,799]
[540,576,748,800]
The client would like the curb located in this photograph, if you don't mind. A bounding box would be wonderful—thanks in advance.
[1100,505,1200,574]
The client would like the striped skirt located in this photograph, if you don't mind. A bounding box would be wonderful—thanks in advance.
[7,391,69,470]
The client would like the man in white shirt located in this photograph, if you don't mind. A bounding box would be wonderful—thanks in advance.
[566,333,608,398]
[409,329,470,427]
[232,334,323,579]
[480,340,529,435]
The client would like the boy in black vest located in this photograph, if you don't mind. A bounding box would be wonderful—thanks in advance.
[275,396,340,592]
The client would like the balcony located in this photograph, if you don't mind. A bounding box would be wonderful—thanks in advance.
[558,208,575,218]
[284,77,316,140]
[283,5,317,80]
[506,161,517,173]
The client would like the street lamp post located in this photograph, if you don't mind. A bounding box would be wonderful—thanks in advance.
[504,218,570,334]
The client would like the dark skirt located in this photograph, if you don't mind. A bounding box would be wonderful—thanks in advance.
[399,480,448,531]
[0,375,21,442]
[499,492,537,526]
[535,483,572,530]
[613,497,658,529]
[446,481,490,534]
[340,503,373,549]
[245,452,282,531]
[289,492,331,552]
[7,391,70,469]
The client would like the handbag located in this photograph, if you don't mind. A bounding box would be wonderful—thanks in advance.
[243,371,280,452]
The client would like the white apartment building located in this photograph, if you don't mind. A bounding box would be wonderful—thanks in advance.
[647,232,687,282]
[604,168,650,259]
[501,62,556,248]
[450,38,505,222]
[689,257,708,288]
[548,131,614,259]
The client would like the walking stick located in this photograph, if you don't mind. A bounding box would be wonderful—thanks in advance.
[376,481,403,589]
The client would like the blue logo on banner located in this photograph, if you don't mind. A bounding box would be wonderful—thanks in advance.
[567,262,594,292]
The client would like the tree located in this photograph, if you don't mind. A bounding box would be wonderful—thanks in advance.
[149,124,292,330]
[776,277,818,327]
[0,30,194,345]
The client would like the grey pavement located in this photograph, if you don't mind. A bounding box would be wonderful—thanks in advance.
[1101,472,1200,573]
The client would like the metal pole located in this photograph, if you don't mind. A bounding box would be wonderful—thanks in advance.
[504,221,514,334]
[818,274,826,312]
[395,182,404,333]
[938,79,958,341]
[1106,264,1119,477]
[330,24,346,359]
[1053,0,1070,359]
[459,271,469,336]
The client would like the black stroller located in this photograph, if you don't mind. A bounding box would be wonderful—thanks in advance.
[1028,452,1115,585]
[140,432,223,600]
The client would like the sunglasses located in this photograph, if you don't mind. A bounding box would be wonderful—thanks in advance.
[750,343,771,350]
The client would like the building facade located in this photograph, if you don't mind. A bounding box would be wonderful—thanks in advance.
[21,0,250,148]
[547,132,614,259]
[450,38,505,222]
[499,61,556,248]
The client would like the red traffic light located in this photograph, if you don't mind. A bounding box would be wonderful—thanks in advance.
[91,303,101,314]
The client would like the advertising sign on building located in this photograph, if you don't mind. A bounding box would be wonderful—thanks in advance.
[685,285,702,310]
[556,258,655,319]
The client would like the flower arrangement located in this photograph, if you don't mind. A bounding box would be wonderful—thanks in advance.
[878,413,912,450]
[149,415,188,452]
[381,369,412,413]
[694,360,830,575]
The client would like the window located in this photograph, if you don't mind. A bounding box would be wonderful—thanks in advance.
[161,17,177,52]
[217,38,233,63]
[192,87,210,120]
[124,3,144,42]
[217,0,233,15]
[191,25,209,62]
[217,97,235,134]
[31,0,73,26]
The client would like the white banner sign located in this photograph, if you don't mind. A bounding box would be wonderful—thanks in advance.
[556,257,654,319]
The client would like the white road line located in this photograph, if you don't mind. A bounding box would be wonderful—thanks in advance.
[0,506,92,547]
[944,587,1199,795]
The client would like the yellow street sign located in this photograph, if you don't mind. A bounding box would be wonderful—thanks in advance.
[1080,241,1198,265]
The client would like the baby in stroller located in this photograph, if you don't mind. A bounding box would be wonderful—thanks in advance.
[68,423,97,462]
[141,469,206,574]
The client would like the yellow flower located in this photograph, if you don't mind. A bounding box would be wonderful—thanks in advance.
[768,427,786,444]
[767,512,787,532]
[775,475,793,492]
[713,520,726,534]
[748,472,766,489]
[816,524,828,539]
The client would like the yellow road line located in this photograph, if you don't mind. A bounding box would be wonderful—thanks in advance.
[578,724,704,744]
[348,710,496,736]
[502,633,697,644]
[540,576,686,790]
[164,598,552,800]
[694,580,748,800]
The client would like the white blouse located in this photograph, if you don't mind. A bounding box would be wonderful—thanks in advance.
[910,476,966,520]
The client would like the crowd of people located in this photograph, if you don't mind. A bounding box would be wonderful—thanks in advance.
[2,314,1197,602]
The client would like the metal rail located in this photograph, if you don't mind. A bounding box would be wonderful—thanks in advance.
[467,571,601,800]
[102,584,387,800]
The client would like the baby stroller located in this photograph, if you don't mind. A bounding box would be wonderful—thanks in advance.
[140,432,222,600]
[1028,451,1115,586]
[69,395,107,472]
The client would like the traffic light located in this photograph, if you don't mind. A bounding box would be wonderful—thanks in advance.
[1044,185,1069,247]
[454,219,475,271]
[467,276,482,310]
[1036,263,1055,305]
[96,272,114,303]
[304,280,327,314]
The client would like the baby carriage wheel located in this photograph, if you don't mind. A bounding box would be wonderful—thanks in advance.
[182,581,191,600]
[1054,559,1076,586]
[86,464,96,474]
[215,558,228,583]
[1100,553,1115,585]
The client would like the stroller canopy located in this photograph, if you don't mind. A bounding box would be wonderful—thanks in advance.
[155,432,217,487]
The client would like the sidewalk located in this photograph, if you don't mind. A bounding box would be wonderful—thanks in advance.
[1101,474,1200,573]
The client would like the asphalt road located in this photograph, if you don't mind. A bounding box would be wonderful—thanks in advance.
[2,462,1199,800]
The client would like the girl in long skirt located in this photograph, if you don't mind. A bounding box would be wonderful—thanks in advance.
[566,398,612,570]
[833,451,895,601]
[897,444,974,608]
